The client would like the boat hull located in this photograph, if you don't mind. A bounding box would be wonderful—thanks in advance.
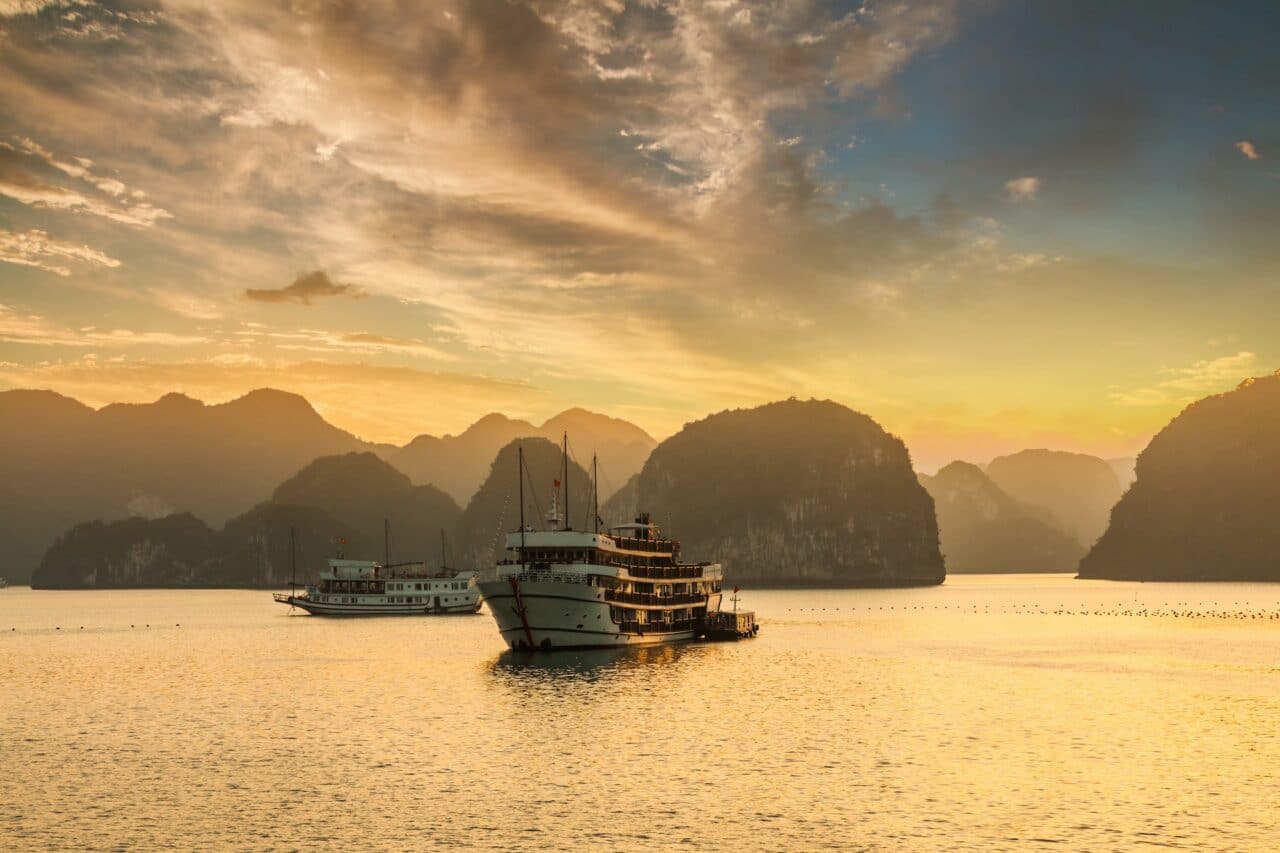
[275,595,481,617]
[479,577,699,650]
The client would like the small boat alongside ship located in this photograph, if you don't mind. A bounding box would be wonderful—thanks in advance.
[479,439,757,651]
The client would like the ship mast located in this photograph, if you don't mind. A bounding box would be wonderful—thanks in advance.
[289,525,297,602]
[518,444,526,569]
[562,431,569,531]
[592,453,599,534]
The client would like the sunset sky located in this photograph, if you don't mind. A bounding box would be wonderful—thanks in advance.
[1,1,1276,471]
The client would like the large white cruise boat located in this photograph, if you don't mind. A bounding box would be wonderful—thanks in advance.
[478,444,744,651]
[274,558,481,616]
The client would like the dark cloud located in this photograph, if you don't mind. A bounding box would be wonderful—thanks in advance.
[245,271,359,305]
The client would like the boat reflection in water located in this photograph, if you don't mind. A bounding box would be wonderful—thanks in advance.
[488,642,703,686]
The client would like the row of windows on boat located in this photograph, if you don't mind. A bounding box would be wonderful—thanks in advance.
[517,547,677,566]
[318,580,469,594]
[609,606,700,631]
[310,594,473,605]
[609,536,680,554]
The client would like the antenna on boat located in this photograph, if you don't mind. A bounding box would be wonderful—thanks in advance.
[518,444,526,569]
[562,431,569,531]
[440,528,448,574]
[384,519,390,568]
[593,453,599,534]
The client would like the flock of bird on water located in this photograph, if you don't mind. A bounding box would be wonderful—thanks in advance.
[13,600,1280,633]
[783,602,1280,620]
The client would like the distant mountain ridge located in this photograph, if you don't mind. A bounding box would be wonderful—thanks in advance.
[391,408,655,505]
[986,449,1123,546]
[0,387,655,584]
[0,387,371,584]
[919,461,1086,572]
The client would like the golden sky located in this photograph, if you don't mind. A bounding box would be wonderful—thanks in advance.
[1,1,1276,471]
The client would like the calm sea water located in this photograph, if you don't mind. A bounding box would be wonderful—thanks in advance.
[2,574,1279,851]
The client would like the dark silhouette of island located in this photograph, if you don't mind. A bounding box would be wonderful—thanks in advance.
[30,454,459,588]
[0,388,654,584]
[919,461,1085,572]
[627,399,944,587]
[1079,373,1280,581]
[391,408,653,505]
[986,449,1123,546]
[32,504,364,589]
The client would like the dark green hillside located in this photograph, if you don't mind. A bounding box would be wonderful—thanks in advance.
[636,399,944,586]
[1080,372,1280,581]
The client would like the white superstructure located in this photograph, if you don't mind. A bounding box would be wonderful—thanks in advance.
[479,496,724,650]
[274,558,481,616]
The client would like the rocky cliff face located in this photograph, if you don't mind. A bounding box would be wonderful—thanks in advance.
[636,399,944,586]
[920,461,1085,572]
[1079,373,1280,581]
[986,449,1123,546]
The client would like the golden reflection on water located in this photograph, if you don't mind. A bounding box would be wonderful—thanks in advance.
[2,575,1279,850]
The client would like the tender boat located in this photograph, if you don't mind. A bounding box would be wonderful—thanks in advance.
[479,439,756,651]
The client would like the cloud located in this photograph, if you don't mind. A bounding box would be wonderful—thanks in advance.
[0,1,69,16]
[0,139,172,227]
[0,303,208,347]
[0,228,120,276]
[245,270,360,305]
[1235,140,1260,160]
[1005,176,1041,201]
[1111,352,1262,406]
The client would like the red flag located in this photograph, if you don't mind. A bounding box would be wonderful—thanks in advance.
[733,585,739,594]
[553,479,561,488]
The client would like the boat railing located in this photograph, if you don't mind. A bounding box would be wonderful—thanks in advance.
[604,591,704,606]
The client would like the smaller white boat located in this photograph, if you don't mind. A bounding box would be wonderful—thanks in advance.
[274,558,481,616]
[273,525,481,616]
